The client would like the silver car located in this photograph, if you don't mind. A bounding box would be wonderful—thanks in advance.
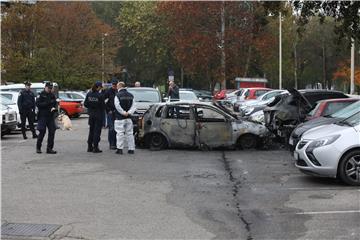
[294,112,360,186]
[138,101,269,150]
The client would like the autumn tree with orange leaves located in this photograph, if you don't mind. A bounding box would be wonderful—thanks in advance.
[333,61,360,90]
[1,2,119,89]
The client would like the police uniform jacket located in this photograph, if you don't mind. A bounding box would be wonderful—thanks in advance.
[84,90,105,118]
[103,87,117,113]
[18,89,36,113]
[114,89,136,120]
[36,91,57,118]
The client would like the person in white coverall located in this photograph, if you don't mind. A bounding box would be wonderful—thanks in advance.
[114,82,136,155]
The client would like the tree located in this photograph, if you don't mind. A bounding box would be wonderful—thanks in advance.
[1,2,119,89]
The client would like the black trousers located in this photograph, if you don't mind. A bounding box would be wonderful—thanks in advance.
[87,115,103,148]
[20,110,36,136]
[36,116,56,150]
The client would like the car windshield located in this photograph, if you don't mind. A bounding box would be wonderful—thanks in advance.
[0,95,15,105]
[330,101,360,119]
[338,112,360,127]
[0,103,8,110]
[127,89,161,103]
[180,91,198,101]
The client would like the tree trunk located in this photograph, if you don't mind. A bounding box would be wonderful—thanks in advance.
[294,41,298,89]
[322,42,327,89]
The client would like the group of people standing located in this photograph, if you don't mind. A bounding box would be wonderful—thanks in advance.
[84,80,136,154]
[17,79,180,155]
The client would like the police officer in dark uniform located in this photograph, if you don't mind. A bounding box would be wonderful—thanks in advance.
[103,79,118,149]
[36,82,57,154]
[84,81,105,153]
[17,81,38,139]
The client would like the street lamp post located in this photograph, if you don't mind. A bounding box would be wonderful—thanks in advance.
[101,33,108,84]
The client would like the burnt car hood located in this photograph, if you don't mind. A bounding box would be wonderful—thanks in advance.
[264,88,312,123]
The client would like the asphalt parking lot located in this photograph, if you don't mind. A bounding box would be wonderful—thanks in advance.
[1,117,359,240]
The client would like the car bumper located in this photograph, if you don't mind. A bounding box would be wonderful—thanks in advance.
[1,121,17,133]
[294,140,341,178]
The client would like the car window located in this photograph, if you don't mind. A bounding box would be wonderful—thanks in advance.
[341,112,360,127]
[127,89,160,103]
[255,90,268,97]
[244,90,249,98]
[155,106,163,117]
[331,101,360,118]
[69,93,84,99]
[0,93,13,101]
[0,96,15,105]
[58,93,68,99]
[195,107,226,122]
[262,91,280,100]
[166,105,191,119]
[323,101,355,116]
[179,91,198,101]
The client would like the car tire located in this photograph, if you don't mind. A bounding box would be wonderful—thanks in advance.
[338,149,360,186]
[147,133,167,151]
[237,134,258,149]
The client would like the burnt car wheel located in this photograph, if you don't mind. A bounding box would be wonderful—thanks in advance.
[338,150,360,186]
[238,134,258,149]
[147,133,167,151]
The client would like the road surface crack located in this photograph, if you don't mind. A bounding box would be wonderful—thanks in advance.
[222,151,253,240]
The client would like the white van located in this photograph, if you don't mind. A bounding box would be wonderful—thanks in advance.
[0,82,59,96]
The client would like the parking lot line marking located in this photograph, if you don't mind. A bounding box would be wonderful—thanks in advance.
[296,210,360,215]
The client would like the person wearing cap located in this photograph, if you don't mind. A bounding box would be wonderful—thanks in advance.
[114,81,136,154]
[103,79,118,149]
[84,81,105,153]
[35,82,57,154]
[17,81,37,139]
[167,79,179,101]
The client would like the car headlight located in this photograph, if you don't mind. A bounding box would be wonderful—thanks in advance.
[306,135,340,152]
[244,107,254,116]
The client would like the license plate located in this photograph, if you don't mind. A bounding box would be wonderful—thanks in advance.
[293,152,299,160]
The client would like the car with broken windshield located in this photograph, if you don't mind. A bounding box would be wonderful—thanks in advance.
[137,101,269,150]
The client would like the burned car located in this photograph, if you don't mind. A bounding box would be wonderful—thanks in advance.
[264,89,349,143]
[138,101,269,150]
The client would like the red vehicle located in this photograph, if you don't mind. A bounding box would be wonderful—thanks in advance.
[213,89,237,100]
[58,100,83,118]
[239,87,272,100]
[306,98,359,120]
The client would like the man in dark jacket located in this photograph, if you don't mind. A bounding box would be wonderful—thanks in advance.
[36,82,57,154]
[17,81,37,139]
[167,79,179,101]
[103,79,118,149]
[84,81,105,153]
[114,82,136,154]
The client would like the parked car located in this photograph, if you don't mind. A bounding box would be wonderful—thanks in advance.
[0,95,21,127]
[58,100,83,118]
[0,103,17,136]
[179,90,200,102]
[137,101,269,150]
[193,90,212,101]
[234,90,288,113]
[306,98,358,120]
[264,89,349,142]
[289,100,360,151]
[59,91,87,114]
[294,112,360,186]
[0,82,59,97]
[237,87,272,101]
[213,89,237,100]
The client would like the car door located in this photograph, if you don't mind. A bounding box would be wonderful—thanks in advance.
[159,104,196,147]
[194,105,233,148]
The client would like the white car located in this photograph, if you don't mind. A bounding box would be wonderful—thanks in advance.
[294,112,360,185]
[0,94,21,127]
[0,103,17,136]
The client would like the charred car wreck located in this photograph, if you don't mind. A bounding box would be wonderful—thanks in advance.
[263,89,349,143]
[138,101,269,150]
